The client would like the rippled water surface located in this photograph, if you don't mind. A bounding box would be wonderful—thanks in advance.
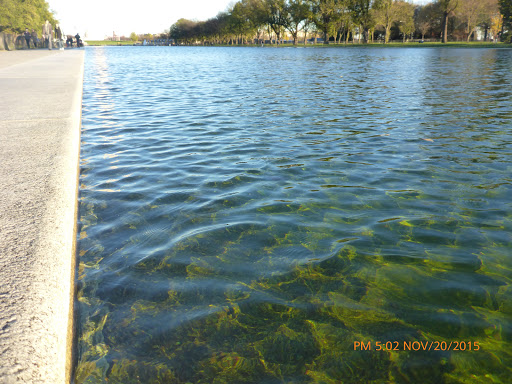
[76,46,512,383]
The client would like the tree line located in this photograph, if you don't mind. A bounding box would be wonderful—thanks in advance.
[0,0,57,34]
[169,0,511,45]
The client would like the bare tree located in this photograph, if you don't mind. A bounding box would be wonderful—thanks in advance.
[416,3,439,40]
[458,0,485,41]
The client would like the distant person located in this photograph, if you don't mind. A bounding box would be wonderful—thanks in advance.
[31,29,38,48]
[66,35,73,48]
[55,24,63,50]
[24,28,31,49]
[75,33,81,48]
[42,20,53,50]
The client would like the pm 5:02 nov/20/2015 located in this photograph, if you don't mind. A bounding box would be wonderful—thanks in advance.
[353,340,480,352]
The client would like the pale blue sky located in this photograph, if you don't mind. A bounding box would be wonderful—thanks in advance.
[48,0,236,39]
[48,0,428,40]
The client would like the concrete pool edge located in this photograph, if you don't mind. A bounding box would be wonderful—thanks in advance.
[0,50,84,383]
[66,52,84,384]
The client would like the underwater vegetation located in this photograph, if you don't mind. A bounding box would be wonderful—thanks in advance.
[75,196,512,384]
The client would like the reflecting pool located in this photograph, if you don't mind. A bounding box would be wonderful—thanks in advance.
[76,46,512,383]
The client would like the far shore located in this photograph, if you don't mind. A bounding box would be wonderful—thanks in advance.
[84,40,510,49]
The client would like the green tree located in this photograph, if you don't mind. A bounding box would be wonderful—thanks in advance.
[312,0,346,43]
[264,0,287,43]
[0,0,57,33]
[203,17,221,44]
[374,0,401,43]
[129,32,138,42]
[395,0,415,42]
[237,0,266,44]
[204,12,232,44]
[349,0,377,43]
[499,0,512,42]
[302,0,317,44]
[229,0,259,44]
[437,0,459,43]
[284,0,311,44]
[170,18,198,44]
[246,0,268,43]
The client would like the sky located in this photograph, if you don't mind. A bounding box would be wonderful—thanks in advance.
[47,0,428,41]
[47,0,236,40]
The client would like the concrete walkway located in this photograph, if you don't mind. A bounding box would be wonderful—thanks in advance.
[0,50,60,70]
[0,50,84,383]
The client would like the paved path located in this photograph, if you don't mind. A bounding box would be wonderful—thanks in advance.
[0,50,60,69]
[0,50,84,383]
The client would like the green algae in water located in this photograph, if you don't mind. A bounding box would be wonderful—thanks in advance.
[75,235,512,383]
[75,193,512,383]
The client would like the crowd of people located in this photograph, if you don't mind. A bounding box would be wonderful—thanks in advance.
[22,20,82,50]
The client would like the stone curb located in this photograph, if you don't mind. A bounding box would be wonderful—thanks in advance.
[0,50,84,383]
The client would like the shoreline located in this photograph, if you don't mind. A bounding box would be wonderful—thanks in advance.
[84,41,510,49]
[0,50,84,383]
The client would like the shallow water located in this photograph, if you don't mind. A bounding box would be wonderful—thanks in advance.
[76,46,512,383]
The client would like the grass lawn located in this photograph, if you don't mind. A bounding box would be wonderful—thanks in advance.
[313,41,508,48]
[84,40,135,46]
[264,41,509,48]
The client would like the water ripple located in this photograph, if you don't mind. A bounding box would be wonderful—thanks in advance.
[76,46,512,383]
